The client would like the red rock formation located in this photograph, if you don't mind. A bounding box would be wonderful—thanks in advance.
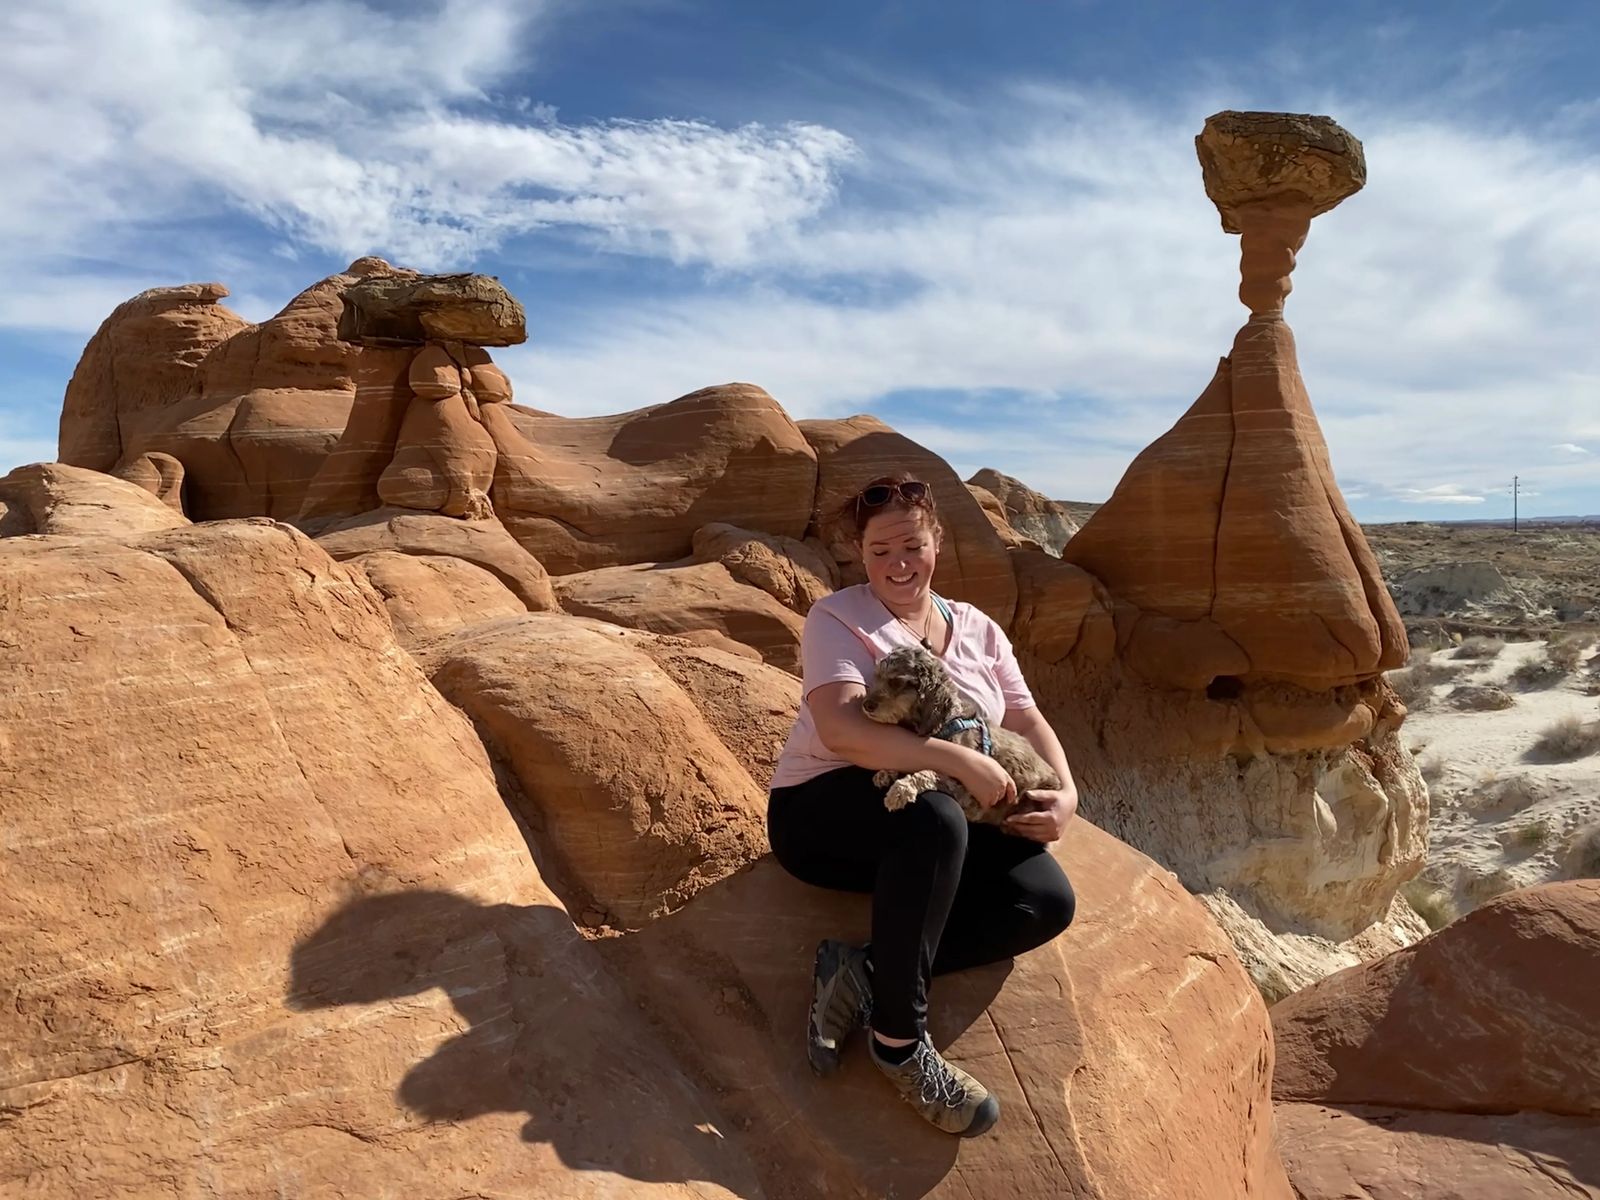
[1272,882,1600,1198]
[2,512,1291,1197]
[1010,113,1425,996]
[1273,882,1600,1115]
[553,560,806,674]
[1063,112,1404,692]
[309,506,557,613]
[0,521,762,1198]
[486,383,817,573]
[967,468,1080,554]
[57,282,250,472]
[0,462,189,538]
[690,521,838,615]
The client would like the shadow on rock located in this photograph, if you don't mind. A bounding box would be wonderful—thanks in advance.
[287,888,763,1193]
[592,859,1012,1198]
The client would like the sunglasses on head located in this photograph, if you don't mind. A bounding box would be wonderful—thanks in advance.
[856,480,929,510]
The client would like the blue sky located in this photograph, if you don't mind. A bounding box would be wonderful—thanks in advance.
[3,0,1598,522]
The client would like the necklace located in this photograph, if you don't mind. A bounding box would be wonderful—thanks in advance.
[893,603,936,651]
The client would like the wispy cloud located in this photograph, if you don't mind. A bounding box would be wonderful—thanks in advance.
[1553,443,1593,455]
[0,0,855,279]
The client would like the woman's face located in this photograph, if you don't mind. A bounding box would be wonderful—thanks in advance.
[860,508,941,610]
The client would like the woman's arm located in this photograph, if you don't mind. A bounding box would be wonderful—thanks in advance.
[810,682,1017,808]
[1000,705,1079,842]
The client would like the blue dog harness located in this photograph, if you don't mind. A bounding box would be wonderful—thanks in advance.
[936,714,993,757]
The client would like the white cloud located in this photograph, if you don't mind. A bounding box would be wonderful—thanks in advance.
[1553,443,1592,455]
[0,0,855,281]
[1392,485,1487,505]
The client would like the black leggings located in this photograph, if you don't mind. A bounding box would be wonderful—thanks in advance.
[768,766,1076,1040]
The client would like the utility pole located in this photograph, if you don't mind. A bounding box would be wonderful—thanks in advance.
[1513,475,1519,533]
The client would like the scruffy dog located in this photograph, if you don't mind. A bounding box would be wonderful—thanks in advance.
[861,645,1058,825]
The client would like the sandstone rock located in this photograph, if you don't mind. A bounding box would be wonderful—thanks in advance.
[1195,111,1366,234]
[1018,607,1427,966]
[1273,881,1600,1116]
[802,414,1018,629]
[967,468,1080,554]
[0,522,760,1197]
[418,614,770,926]
[337,272,526,347]
[112,451,186,512]
[690,521,837,615]
[310,506,557,612]
[1007,547,1116,666]
[0,463,189,538]
[60,259,420,522]
[486,383,816,573]
[553,560,806,673]
[601,819,1291,1199]
[1276,1103,1600,1200]
[1062,340,1407,692]
[376,390,499,518]
[57,282,249,472]
[349,550,526,644]
[556,618,801,789]
[965,481,1035,549]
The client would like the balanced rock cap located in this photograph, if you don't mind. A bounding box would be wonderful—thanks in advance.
[337,272,527,347]
[1196,111,1366,233]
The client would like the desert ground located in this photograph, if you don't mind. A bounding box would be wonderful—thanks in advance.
[1364,519,1600,925]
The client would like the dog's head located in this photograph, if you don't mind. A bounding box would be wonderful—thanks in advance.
[861,645,962,736]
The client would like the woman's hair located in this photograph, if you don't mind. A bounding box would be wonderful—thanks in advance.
[830,472,942,542]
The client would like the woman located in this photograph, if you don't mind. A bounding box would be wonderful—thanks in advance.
[767,474,1079,1138]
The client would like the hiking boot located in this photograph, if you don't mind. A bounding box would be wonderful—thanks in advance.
[869,1035,1000,1137]
[807,939,873,1075]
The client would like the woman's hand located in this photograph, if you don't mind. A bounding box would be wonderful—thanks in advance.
[951,748,1018,811]
[1003,787,1078,843]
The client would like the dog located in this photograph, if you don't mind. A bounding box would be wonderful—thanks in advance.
[860,645,1059,825]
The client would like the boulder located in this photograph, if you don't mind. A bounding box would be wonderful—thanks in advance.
[801,414,1018,629]
[310,506,557,612]
[348,550,526,644]
[0,463,189,538]
[1272,881,1600,1199]
[553,560,806,674]
[1196,111,1366,234]
[690,521,837,615]
[112,451,186,512]
[550,618,801,791]
[1272,881,1600,1116]
[967,468,1081,554]
[0,521,759,1197]
[1276,1103,1600,1200]
[57,282,250,472]
[417,614,771,927]
[485,383,816,573]
[1,519,1294,1198]
[601,819,1292,1199]
[337,272,527,347]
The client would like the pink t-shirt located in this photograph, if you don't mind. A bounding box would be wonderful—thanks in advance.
[769,584,1036,789]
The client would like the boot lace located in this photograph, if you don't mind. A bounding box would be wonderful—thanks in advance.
[910,1041,970,1110]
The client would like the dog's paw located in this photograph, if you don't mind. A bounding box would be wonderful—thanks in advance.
[884,780,918,811]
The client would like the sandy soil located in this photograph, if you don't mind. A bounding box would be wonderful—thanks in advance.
[1395,638,1600,922]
